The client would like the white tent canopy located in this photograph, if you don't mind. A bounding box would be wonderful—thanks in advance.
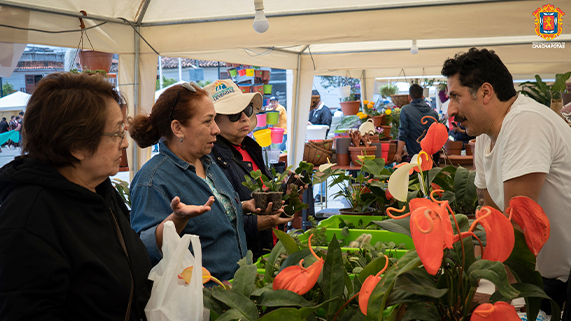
[0,91,29,112]
[0,0,569,171]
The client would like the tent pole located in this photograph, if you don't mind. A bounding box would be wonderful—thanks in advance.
[291,45,309,164]
[132,26,141,175]
[361,70,366,102]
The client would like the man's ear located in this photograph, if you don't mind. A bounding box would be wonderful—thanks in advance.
[481,83,494,104]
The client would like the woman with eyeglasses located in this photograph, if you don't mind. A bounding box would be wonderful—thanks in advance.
[204,80,293,261]
[129,82,264,282]
[0,72,152,320]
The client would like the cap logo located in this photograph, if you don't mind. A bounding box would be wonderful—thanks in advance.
[211,80,235,101]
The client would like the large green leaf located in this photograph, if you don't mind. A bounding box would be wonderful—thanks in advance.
[552,72,571,92]
[273,229,300,255]
[216,308,253,321]
[297,297,342,319]
[258,308,302,321]
[392,268,448,299]
[453,167,477,214]
[256,289,313,307]
[358,254,391,283]
[503,230,544,321]
[279,248,313,272]
[265,241,285,282]
[250,283,274,297]
[401,302,440,321]
[338,307,367,321]
[376,217,411,237]
[232,264,258,298]
[320,234,346,319]
[490,283,561,321]
[468,260,519,299]
[211,287,260,321]
[203,287,229,316]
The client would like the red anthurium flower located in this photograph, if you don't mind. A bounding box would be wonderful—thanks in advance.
[359,255,389,315]
[506,196,550,256]
[413,151,433,173]
[385,189,393,200]
[472,302,520,321]
[420,116,448,155]
[475,207,515,262]
[410,207,444,275]
[431,183,443,197]
[273,234,324,295]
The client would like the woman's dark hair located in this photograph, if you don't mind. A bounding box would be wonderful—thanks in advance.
[129,84,208,148]
[23,72,124,168]
[441,48,516,102]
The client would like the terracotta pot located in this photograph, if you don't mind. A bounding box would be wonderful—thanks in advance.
[372,115,385,127]
[339,207,375,215]
[444,141,463,155]
[336,153,350,166]
[380,125,392,139]
[252,192,283,213]
[387,142,397,163]
[348,145,377,167]
[368,135,380,143]
[340,101,360,115]
[79,50,113,73]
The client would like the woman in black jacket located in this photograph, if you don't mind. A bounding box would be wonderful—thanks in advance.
[0,72,152,320]
[205,80,293,260]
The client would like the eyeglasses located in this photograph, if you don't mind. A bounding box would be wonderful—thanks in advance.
[102,123,127,145]
[169,82,199,122]
[228,103,254,122]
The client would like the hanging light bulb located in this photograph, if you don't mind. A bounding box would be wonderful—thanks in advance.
[410,40,419,55]
[253,0,269,33]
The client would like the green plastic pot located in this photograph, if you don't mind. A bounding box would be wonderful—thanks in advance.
[263,84,273,94]
[266,110,279,125]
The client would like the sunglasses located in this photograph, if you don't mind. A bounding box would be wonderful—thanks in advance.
[169,82,199,122]
[228,103,254,122]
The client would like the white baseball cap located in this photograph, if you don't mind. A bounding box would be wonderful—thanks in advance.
[204,79,263,115]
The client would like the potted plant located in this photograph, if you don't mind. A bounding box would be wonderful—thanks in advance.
[422,78,435,97]
[379,83,398,99]
[315,158,390,215]
[78,50,113,73]
[242,166,292,213]
[437,81,448,103]
[339,93,361,116]
[519,72,571,114]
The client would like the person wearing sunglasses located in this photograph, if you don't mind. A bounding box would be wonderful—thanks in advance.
[129,82,266,283]
[0,72,152,320]
[205,80,293,261]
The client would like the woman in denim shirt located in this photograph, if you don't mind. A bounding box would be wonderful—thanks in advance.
[128,82,261,282]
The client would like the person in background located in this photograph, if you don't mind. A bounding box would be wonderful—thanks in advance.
[443,47,571,315]
[129,82,266,282]
[448,121,475,148]
[308,89,332,133]
[395,84,440,164]
[0,117,9,133]
[17,111,24,145]
[268,96,288,152]
[205,80,292,261]
[0,72,151,320]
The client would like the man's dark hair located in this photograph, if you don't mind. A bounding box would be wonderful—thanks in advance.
[18,111,24,116]
[15,116,20,121]
[311,90,320,96]
[441,47,516,102]
[409,84,424,100]
[2,117,5,121]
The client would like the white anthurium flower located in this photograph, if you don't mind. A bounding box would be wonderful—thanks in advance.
[318,157,336,172]
[359,119,376,136]
[387,163,420,202]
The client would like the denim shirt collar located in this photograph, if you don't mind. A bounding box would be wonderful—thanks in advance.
[158,141,213,173]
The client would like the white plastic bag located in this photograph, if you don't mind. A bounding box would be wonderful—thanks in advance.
[145,221,203,321]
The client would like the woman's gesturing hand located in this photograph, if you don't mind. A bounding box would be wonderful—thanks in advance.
[171,196,215,220]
